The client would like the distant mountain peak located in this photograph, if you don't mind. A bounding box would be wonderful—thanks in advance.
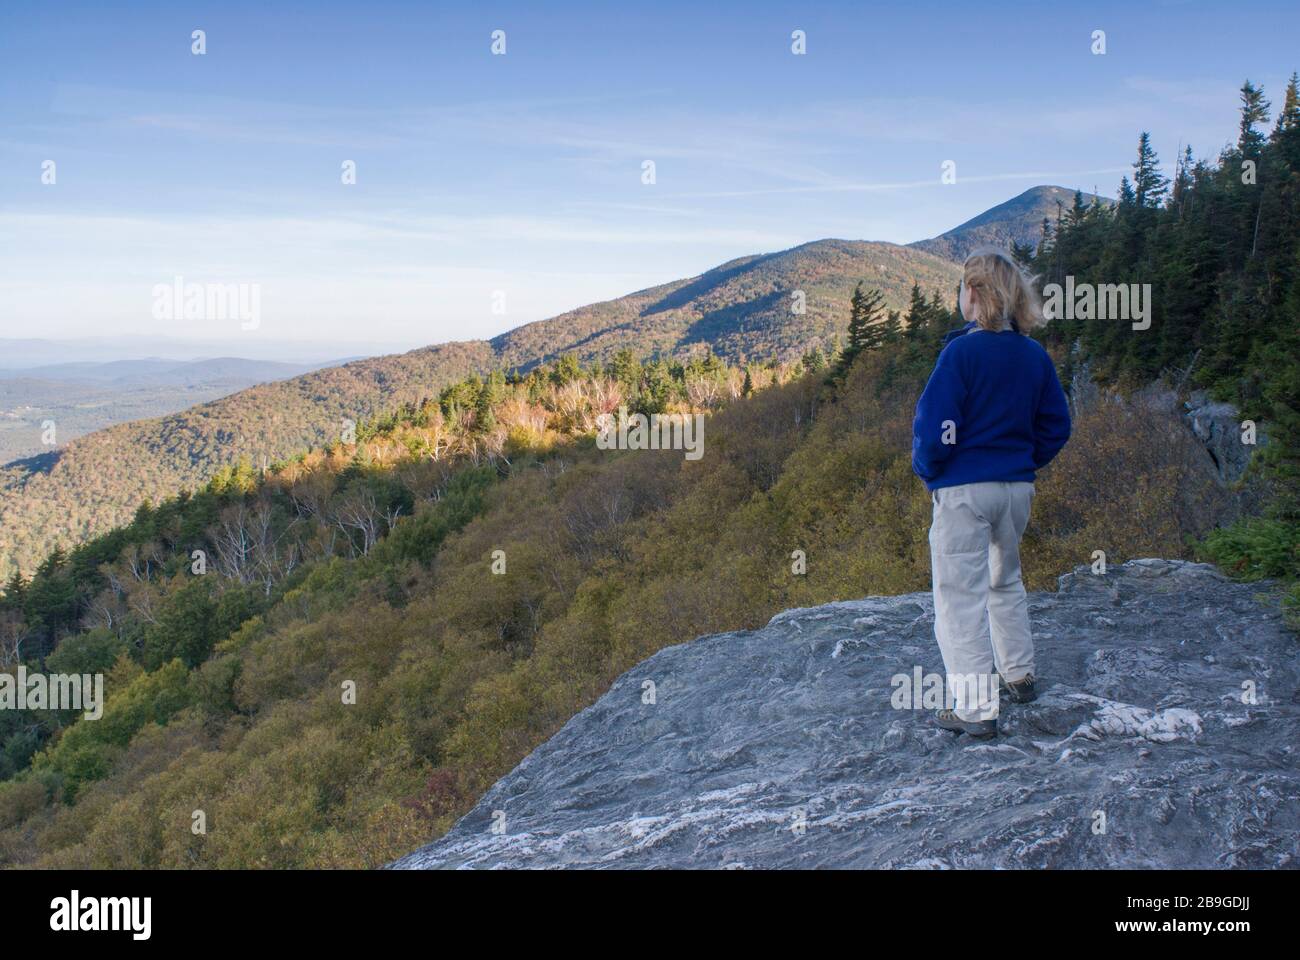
[910,184,1113,263]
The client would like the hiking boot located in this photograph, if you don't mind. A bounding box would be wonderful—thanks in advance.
[933,708,997,738]
[999,673,1037,704]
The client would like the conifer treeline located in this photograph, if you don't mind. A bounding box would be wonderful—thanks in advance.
[1027,75,1300,526]
[837,280,956,381]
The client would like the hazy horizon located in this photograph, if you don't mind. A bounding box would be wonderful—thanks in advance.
[0,333,426,367]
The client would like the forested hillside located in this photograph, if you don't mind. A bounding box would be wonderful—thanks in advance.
[0,357,328,466]
[490,239,960,367]
[0,242,959,582]
[0,341,493,582]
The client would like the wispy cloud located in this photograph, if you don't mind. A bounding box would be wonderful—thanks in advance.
[661,168,1131,200]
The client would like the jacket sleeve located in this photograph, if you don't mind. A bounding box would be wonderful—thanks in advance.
[912,346,967,481]
[1033,356,1071,469]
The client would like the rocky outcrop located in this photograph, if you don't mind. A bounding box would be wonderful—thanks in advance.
[1184,390,1260,483]
[1069,349,1262,485]
[390,560,1298,869]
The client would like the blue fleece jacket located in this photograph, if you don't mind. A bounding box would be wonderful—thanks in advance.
[911,325,1072,491]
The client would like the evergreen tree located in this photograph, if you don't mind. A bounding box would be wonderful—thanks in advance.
[927,290,947,330]
[1067,189,1088,226]
[549,353,583,387]
[881,309,903,344]
[1010,240,1036,266]
[829,284,885,382]
[1,571,26,608]
[844,283,885,360]
[825,334,842,369]
[635,359,674,416]
[1116,175,1136,207]
[904,282,929,339]
[609,349,641,388]
[1237,80,1271,156]
[1272,73,1299,139]
[1133,133,1169,209]
[472,382,496,436]
[1171,145,1194,214]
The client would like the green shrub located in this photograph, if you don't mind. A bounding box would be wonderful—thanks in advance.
[45,627,129,676]
[1199,517,1300,581]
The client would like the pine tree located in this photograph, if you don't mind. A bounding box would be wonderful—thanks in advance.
[825,334,841,368]
[1116,176,1136,208]
[926,290,948,338]
[636,359,674,416]
[549,353,583,387]
[1067,189,1088,225]
[1237,80,1271,156]
[472,382,496,435]
[1273,73,1299,139]
[881,309,903,344]
[1172,145,1194,214]
[831,284,886,381]
[1025,74,1300,527]
[845,283,885,358]
[609,349,641,388]
[36,547,67,579]
[1133,133,1169,208]
[904,282,929,339]
[2,571,27,608]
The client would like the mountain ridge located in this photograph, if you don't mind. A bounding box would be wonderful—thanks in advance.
[0,186,1075,578]
[0,357,322,384]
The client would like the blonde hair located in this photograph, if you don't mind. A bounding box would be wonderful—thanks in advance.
[961,248,1044,333]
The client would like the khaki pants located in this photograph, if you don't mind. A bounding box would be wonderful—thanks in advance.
[928,481,1036,721]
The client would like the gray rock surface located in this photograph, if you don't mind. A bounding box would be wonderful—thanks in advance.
[1185,390,1262,483]
[390,559,1299,869]
[1067,347,1262,485]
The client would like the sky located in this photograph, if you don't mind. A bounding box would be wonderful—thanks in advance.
[1,0,1297,357]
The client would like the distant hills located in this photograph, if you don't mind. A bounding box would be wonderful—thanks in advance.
[0,186,1079,578]
[0,336,414,368]
[0,357,323,386]
[0,341,494,577]
[910,185,1111,262]
[0,357,340,467]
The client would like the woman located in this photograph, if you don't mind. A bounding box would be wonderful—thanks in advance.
[912,248,1071,738]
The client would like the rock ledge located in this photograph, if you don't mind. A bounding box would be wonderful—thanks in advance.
[391,560,1298,869]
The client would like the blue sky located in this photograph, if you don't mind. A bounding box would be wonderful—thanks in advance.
[1,0,1296,354]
